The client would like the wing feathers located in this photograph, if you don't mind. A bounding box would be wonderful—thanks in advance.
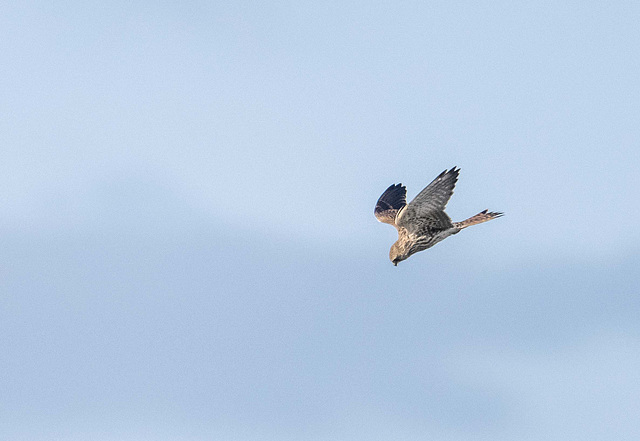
[374,183,407,226]
[409,167,459,211]
[396,167,459,232]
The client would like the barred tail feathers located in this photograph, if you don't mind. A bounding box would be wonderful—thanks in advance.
[453,210,503,230]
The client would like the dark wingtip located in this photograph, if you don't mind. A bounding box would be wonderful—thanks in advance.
[436,167,460,182]
[375,183,408,216]
[385,183,405,192]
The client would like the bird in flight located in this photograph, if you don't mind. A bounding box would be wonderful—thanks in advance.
[375,167,502,265]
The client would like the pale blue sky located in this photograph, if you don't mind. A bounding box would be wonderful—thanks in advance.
[1,1,639,440]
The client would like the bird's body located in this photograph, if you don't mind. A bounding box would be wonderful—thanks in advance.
[375,167,502,265]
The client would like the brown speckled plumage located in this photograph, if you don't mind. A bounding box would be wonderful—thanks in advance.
[375,167,503,265]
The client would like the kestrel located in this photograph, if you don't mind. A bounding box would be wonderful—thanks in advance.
[375,167,502,265]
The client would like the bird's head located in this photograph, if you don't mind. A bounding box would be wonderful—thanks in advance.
[389,242,407,266]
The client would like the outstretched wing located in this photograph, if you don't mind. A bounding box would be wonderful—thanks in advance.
[374,183,407,227]
[396,167,459,232]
